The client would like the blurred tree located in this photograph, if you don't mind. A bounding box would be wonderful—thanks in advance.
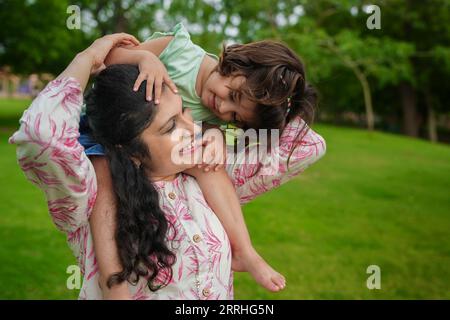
[280,0,449,140]
[1,0,448,141]
[73,0,160,36]
[0,0,91,75]
[375,0,450,141]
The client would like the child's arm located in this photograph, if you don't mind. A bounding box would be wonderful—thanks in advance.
[105,35,174,62]
[104,36,178,102]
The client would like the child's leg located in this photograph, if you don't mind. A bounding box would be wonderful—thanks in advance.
[190,168,286,292]
[89,156,132,299]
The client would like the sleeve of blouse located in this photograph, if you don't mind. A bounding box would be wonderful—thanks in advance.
[8,77,97,235]
[226,116,326,204]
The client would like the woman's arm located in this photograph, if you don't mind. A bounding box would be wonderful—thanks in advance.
[57,51,95,91]
[226,116,327,204]
[10,33,139,299]
[9,73,95,234]
[8,33,139,239]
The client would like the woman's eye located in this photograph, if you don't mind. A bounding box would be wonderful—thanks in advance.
[166,119,176,133]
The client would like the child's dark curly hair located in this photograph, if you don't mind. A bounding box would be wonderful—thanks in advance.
[216,40,317,131]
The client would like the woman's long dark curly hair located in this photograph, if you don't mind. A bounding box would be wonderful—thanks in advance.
[85,64,176,291]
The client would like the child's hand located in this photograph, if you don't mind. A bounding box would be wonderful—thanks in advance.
[132,51,178,103]
[197,128,226,172]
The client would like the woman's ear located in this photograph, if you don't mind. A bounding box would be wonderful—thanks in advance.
[130,156,142,168]
[116,144,142,167]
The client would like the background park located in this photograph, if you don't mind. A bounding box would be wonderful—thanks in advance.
[0,0,449,299]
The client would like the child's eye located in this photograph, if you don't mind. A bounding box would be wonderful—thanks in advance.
[229,90,236,102]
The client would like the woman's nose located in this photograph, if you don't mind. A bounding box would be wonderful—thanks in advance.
[180,108,200,134]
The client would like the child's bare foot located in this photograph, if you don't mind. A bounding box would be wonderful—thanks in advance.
[232,248,286,292]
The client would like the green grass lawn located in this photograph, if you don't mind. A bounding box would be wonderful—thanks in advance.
[0,98,31,128]
[0,98,449,299]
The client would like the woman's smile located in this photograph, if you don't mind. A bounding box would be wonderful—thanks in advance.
[179,136,202,156]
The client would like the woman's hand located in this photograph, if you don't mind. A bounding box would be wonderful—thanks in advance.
[83,33,140,74]
[132,51,178,103]
[103,288,133,300]
[99,274,133,300]
[58,33,140,91]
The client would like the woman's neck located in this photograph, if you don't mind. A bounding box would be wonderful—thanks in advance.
[195,55,218,97]
[149,172,179,183]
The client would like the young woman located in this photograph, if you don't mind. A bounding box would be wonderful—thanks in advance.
[84,22,320,298]
[10,34,326,299]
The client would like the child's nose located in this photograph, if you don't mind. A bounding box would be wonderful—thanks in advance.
[217,100,232,114]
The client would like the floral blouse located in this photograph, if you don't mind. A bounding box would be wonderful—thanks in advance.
[9,77,326,300]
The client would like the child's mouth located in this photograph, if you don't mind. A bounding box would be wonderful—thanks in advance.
[209,93,217,111]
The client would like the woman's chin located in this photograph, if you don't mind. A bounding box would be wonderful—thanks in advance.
[172,161,197,173]
[185,164,197,171]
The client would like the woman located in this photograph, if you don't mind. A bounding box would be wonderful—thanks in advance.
[9,34,326,299]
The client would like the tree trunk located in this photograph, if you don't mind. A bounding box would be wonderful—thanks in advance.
[114,0,127,33]
[347,61,375,131]
[327,41,375,131]
[115,15,127,32]
[353,68,375,131]
[425,89,438,143]
[399,82,419,137]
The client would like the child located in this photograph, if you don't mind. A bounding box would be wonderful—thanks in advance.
[83,23,317,298]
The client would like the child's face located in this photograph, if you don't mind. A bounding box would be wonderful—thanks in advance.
[200,72,256,126]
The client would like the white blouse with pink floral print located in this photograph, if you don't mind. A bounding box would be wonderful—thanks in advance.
[9,77,326,300]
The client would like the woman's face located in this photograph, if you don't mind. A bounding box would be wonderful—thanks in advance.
[139,86,202,180]
[200,72,256,127]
